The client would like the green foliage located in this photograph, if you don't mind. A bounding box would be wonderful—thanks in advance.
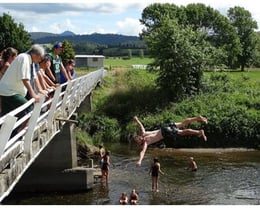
[104,57,153,69]
[76,128,94,146]
[78,113,121,144]
[0,13,32,52]
[85,67,260,148]
[61,40,75,64]
[228,6,258,71]
[128,49,132,59]
[143,18,206,100]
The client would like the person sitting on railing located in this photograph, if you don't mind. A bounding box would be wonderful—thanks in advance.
[0,44,48,118]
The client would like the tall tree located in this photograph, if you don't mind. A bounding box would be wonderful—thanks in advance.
[143,18,208,101]
[184,3,241,69]
[61,40,75,65]
[0,13,32,52]
[228,6,258,71]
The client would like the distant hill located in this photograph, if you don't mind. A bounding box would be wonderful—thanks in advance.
[60,31,76,36]
[30,31,144,46]
[29,32,59,40]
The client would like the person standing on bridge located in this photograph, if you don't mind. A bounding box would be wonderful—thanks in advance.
[0,47,18,116]
[46,42,71,84]
[133,115,208,167]
[0,44,48,117]
[60,59,76,84]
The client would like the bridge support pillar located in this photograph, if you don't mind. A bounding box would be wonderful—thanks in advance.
[77,92,92,114]
[9,114,94,193]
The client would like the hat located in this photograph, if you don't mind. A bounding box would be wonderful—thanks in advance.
[53,42,63,49]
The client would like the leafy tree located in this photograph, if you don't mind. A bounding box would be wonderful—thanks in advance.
[128,49,132,59]
[252,33,260,67]
[61,40,75,65]
[143,18,207,101]
[184,4,241,69]
[140,3,181,37]
[0,13,32,52]
[139,49,144,59]
[140,3,242,69]
[228,6,258,71]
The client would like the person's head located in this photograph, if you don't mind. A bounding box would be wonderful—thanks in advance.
[53,42,64,55]
[122,192,127,197]
[66,59,75,71]
[154,157,159,163]
[131,189,136,193]
[133,135,144,146]
[1,47,18,63]
[99,144,103,149]
[28,44,45,64]
[39,54,51,68]
[190,157,194,161]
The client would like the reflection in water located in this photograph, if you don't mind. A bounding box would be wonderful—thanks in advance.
[3,144,260,205]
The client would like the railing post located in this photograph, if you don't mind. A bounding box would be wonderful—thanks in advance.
[24,95,45,156]
[0,115,17,157]
[60,81,73,118]
[47,85,62,131]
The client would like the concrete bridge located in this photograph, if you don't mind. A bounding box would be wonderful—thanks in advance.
[0,68,106,202]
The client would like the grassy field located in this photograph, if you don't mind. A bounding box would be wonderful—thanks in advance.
[104,57,153,68]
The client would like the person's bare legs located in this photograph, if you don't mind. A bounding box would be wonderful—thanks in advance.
[178,129,207,141]
[176,116,208,129]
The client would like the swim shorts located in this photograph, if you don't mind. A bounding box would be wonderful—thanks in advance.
[160,122,179,139]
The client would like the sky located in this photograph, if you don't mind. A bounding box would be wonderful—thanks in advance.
[0,0,260,36]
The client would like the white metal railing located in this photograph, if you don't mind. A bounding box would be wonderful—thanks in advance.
[0,68,106,201]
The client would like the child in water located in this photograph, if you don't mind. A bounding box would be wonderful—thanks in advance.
[149,157,164,192]
[119,192,128,204]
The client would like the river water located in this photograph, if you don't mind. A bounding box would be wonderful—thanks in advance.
[3,143,260,205]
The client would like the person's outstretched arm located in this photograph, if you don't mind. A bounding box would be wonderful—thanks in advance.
[134,116,145,135]
[136,141,148,167]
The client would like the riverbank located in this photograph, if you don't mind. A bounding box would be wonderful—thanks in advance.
[78,68,260,149]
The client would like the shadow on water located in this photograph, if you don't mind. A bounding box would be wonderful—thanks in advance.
[3,142,260,205]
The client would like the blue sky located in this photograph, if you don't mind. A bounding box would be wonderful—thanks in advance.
[0,0,259,36]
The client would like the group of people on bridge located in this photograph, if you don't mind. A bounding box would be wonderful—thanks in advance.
[0,43,76,128]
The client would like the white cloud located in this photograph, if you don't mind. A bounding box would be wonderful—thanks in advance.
[117,17,144,36]
[0,1,260,36]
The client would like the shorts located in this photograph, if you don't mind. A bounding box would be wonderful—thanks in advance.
[1,94,32,119]
[161,122,179,139]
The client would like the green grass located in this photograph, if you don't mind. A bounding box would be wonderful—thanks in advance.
[104,57,153,68]
[205,71,260,82]
[87,68,260,147]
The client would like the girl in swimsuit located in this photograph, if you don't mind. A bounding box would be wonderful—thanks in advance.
[149,158,164,192]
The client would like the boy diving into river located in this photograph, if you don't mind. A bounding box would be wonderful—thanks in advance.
[133,115,208,167]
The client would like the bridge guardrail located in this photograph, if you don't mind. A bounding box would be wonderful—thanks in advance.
[0,68,106,201]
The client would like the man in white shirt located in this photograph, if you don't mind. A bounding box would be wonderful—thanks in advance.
[0,44,48,117]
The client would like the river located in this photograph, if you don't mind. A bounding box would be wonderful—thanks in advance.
[3,143,260,205]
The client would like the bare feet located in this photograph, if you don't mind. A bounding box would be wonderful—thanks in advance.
[199,116,208,124]
[200,130,207,141]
